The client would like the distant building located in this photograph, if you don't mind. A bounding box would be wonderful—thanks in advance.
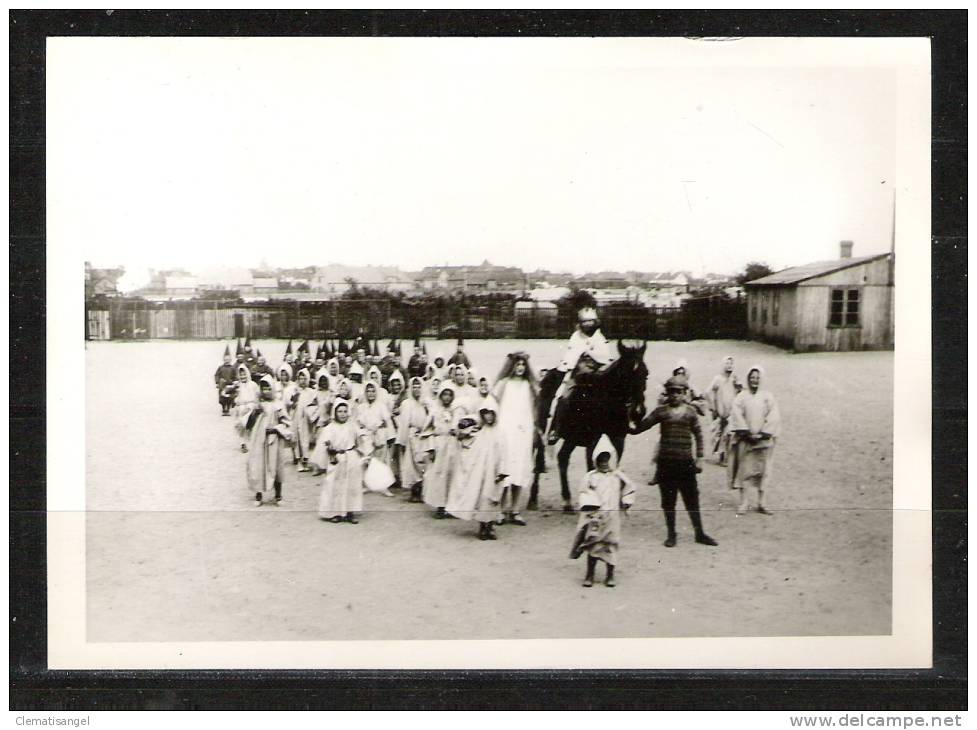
[526,285,571,303]
[744,242,894,351]
[417,261,527,292]
[574,271,630,289]
[252,277,279,295]
[84,262,125,298]
[163,275,198,300]
[196,267,254,294]
[527,269,573,287]
[645,272,691,294]
[311,265,415,295]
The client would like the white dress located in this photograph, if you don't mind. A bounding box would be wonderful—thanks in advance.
[494,378,535,488]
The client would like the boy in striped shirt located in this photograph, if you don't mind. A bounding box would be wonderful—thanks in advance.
[631,375,718,548]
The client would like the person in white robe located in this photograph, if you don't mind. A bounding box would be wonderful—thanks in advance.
[366,365,392,409]
[387,370,407,418]
[316,400,371,524]
[728,365,781,515]
[292,368,318,472]
[346,361,366,403]
[492,352,540,525]
[475,376,492,408]
[356,382,396,470]
[706,355,742,464]
[547,305,614,444]
[276,363,296,403]
[313,372,334,426]
[311,377,353,473]
[244,375,293,506]
[386,370,407,486]
[397,377,432,502]
[323,357,343,391]
[447,365,479,414]
[568,438,637,587]
[422,385,465,518]
[429,356,449,382]
[445,405,508,540]
[233,364,260,452]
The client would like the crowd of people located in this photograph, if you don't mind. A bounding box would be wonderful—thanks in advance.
[213,308,781,587]
[214,334,539,541]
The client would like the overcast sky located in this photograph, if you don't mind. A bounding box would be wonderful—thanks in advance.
[48,38,899,292]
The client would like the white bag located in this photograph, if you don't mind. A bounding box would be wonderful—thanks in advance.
[363,458,396,493]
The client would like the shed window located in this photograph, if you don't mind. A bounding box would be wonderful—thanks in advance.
[772,291,780,326]
[760,293,767,324]
[829,288,860,327]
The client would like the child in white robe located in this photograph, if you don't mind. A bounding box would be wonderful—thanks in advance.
[245,375,293,506]
[317,401,372,524]
[492,353,539,525]
[398,377,431,502]
[423,385,463,518]
[233,365,260,453]
[356,382,396,475]
[292,369,318,472]
[728,365,781,515]
[569,441,637,587]
[276,364,297,404]
[446,402,508,540]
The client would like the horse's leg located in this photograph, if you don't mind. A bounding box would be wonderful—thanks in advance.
[611,433,626,463]
[584,441,595,472]
[527,435,545,510]
[557,441,575,511]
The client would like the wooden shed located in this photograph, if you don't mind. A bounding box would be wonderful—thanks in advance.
[744,244,894,352]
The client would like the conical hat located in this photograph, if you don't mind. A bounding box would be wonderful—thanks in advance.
[285,338,293,355]
[223,343,231,358]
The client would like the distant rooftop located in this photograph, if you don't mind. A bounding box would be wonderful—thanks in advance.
[745,254,890,287]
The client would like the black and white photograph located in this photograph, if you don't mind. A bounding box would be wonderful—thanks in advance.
[43,33,932,670]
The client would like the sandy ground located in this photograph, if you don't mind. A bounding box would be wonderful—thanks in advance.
[86,338,892,641]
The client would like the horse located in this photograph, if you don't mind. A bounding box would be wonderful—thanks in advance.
[528,340,648,511]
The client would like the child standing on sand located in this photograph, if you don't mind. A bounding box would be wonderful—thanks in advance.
[569,439,637,587]
[245,375,293,506]
[445,399,508,541]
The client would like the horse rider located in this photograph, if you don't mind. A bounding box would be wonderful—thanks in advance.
[546,305,614,445]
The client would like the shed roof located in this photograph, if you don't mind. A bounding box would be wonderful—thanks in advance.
[744,254,890,287]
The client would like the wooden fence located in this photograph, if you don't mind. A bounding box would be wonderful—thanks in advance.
[85,296,747,342]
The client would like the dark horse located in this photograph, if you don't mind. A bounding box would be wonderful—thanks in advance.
[529,340,648,511]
